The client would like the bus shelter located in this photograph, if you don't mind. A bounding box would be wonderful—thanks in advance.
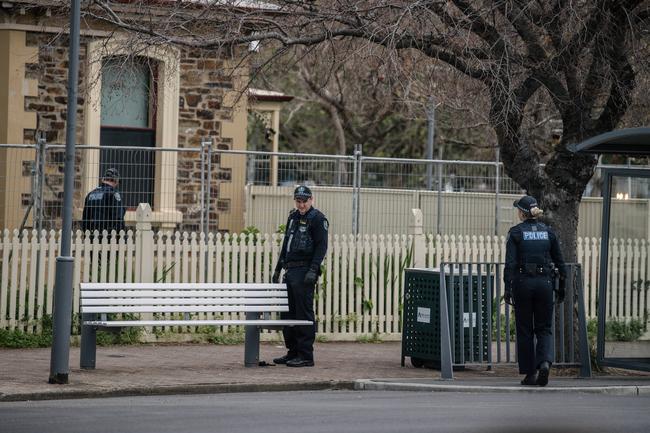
[571,127,650,371]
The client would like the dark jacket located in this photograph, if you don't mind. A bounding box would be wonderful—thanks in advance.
[81,183,126,235]
[504,219,566,290]
[277,207,329,272]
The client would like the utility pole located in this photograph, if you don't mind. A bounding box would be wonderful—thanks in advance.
[49,0,80,384]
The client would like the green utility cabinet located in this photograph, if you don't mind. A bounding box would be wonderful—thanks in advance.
[401,267,491,369]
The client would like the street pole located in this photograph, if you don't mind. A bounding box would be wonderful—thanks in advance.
[49,0,80,384]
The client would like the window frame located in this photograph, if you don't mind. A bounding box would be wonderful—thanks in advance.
[82,39,182,229]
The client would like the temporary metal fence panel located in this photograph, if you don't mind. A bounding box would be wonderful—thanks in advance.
[0,143,206,234]
[2,142,650,238]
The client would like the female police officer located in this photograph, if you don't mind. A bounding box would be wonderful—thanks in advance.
[504,196,566,386]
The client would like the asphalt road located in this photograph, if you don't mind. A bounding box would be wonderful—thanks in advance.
[1,390,649,433]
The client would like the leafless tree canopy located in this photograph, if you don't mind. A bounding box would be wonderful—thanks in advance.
[39,0,650,256]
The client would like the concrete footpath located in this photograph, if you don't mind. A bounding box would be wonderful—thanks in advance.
[1,342,650,401]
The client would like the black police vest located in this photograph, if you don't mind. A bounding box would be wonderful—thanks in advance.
[516,220,554,267]
[286,210,316,258]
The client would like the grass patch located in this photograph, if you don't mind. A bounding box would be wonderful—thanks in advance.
[203,326,246,345]
[96,327,143,346]
[0,315,53,348]
[356,332,382,343]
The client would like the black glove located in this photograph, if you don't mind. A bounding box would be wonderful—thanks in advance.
[272,269,281,284]
[504,289,514,306]
[304,269,319,285]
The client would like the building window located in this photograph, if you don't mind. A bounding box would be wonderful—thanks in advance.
[99,57,156,210]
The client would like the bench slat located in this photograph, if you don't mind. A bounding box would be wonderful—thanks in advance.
[80,290,289,298]
[82,298,288,306]
[80,283,286,290]
[82,305,290,313]
[83,319,313,327]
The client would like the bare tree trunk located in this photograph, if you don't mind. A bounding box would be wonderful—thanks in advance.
[326,104,349,185]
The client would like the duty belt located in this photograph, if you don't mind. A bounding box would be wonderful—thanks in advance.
[285,260,310,269]
[518,263,554,276]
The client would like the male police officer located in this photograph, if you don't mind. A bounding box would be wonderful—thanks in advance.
[272,185,328,367]
[504,195,566,386]
[82,168,126,238]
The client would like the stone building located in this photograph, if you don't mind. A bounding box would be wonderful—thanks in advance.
[0,1,289,233]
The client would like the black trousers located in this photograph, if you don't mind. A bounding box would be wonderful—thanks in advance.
[280,266,316,361]
[513,274,554,374]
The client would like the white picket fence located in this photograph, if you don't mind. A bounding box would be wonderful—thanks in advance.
[1,226,649,338]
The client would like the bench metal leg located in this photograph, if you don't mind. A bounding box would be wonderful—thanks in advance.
[244,312,260,367]
[80,314,97,369]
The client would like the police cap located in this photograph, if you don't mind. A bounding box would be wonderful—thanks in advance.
[103,167,120,181]
[293,185,312,200]
[513,195,537,213]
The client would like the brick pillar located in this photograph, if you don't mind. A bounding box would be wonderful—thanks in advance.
[135,203,154,283]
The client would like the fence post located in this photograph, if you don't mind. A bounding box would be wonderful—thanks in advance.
[206,139,213,233]
[352,144,362,235]
[35,136,46,233]
[410,208,426,268]
[136,203,154,283]
[200,139,206,233]
[436,158,443,235]
[575,264,593,378]
[494,149,500,236]
[202,138,213,282]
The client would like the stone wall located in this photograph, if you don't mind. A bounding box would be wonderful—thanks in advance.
[18,33,244,232]
[176,47,241,233]
[24,32,89,229]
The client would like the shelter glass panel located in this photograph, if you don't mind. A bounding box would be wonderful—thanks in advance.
[603,175,650,364]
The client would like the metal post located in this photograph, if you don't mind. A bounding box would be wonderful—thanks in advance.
[200,140,206,233]
[206,140,213,234]
[49,0,80,384]
[436,157,443,235]
[494,148,500,236]
[425,97,435,190]
[336,158,343,187]
[79,314,97,369]
[575,265,593,378]
[244,312,260,367]
[247,148,256,185]
[32,136,46,318]
[204,140,213,283]
[597,171,613,364]
[356,145,362,235]
[352,144,362,236]
[35,136,45,234]
[439,267,454,380]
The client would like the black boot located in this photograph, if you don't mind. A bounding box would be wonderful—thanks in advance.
[273,354,297,365]
[520,373,538,386]
[286,357,314,367]
[537,361,550,387]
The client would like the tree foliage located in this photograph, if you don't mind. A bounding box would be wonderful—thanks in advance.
[76,0,650,257]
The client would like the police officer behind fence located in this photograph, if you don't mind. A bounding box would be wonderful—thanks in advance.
[82,168,126,238]
[504,195,566,387]
[272,185,328,367]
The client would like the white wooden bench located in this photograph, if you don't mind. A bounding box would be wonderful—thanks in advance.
[79,282,312,369]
